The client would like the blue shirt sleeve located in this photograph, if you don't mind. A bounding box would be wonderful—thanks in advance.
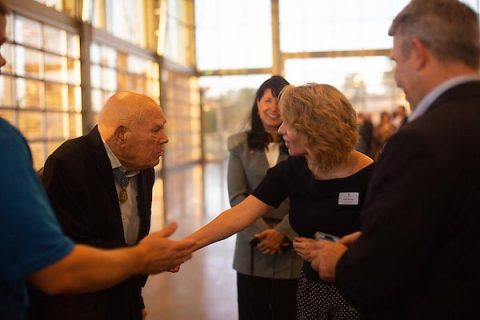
[0,119,74,281]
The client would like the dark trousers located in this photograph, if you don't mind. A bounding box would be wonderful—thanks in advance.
[237,272,298,320]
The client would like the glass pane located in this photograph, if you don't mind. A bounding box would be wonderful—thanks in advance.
[117,51,128,71]
[91,0,105,28]
[90,64,102,88]
[67,33,80,58]
[43,25,67,55]
[102,68,117,91]
[279,0,410,52]
[44,54,67,82]
[147,61,160,80]
[90,42,100,64]
[69,113,82,137]
[35,0,63,11]
[198,74,268,160]
[91,89,103,112]
[68,85,81,112]
[29,141,45,170]
[67,58,81,85]
[45,83,67,111]
[16,79,43,109]
[0,75,13,107]
[63,0,78,18]
[6,13,13,40]
[45,112,67,139]
[100,46,117,67]
[15,47,43,78]
[117,72,128,91]
[1,43,14,74]
[128,76,145,92]
[285,57,405,114]
[18,111,44,139]
[147,80,160,100]
[195,0,272,70]
[128,55,147,75]
[0,110,15,124]
[15,16,42,48]
[105,0,146,47]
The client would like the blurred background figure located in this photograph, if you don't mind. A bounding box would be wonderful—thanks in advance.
[373,111,395,158]
[392,105,409,131]
[227,76,302,320]
[356,112,374,158]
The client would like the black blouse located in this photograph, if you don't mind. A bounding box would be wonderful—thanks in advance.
[253,156,375,281]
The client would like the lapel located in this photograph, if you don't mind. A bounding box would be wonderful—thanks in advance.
[136,170,152,238]
[85,126,124,236]
[426,80,480,114]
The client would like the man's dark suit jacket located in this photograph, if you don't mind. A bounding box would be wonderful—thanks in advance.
[335,81,480,319]
[29,126,155,320]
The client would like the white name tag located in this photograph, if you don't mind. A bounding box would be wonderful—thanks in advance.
[338,192,359,205]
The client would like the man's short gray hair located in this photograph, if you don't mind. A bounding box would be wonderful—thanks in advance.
[389,0,480,69]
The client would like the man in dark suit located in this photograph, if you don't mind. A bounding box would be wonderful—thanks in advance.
[30,92,170,320]
[309,0,480,319]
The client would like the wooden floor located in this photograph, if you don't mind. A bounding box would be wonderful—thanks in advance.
[143,162,238,320]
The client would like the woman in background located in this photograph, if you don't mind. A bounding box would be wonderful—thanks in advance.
[227,76,303,320]
[186,83,374,319]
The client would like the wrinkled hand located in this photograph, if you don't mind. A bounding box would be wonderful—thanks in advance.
[293,237,317,262]
[137,222,195,274]
[310,240,348,282]
[255,229,286,255]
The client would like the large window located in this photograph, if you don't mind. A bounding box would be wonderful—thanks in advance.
[285,57,404,114]
[90,42,160,118]
[163,70,201,167]
[158,0,196,67]
[194,0,423,160]
[105,0,146,47]
[199,74,270,160]
[195,0,272,70]
[280,0,409,52]
[0,14,82,169]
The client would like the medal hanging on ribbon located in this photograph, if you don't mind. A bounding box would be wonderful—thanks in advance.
[119,187,128,203]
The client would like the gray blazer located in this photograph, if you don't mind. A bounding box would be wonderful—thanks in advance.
[227,132,303,279]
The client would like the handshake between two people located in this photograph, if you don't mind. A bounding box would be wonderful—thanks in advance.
[135,222,196,275]
[145,223,362,280]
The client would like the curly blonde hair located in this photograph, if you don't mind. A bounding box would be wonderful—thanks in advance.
[279,83,358,172]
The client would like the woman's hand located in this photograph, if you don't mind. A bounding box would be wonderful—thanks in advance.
[293,237,317,262]
[254,229,286,255]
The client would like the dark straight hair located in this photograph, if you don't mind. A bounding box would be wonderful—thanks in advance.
[247,75,289,151]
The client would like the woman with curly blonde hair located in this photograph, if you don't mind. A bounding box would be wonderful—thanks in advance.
[185,83,374,319]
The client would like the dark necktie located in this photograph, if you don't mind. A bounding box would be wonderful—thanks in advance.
[113,167,130,203]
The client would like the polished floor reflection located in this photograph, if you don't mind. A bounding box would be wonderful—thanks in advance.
[144,162,238,320]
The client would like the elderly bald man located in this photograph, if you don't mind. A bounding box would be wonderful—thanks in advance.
[30,92,171,320]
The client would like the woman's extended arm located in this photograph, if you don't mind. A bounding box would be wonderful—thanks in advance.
[185,195,271,251]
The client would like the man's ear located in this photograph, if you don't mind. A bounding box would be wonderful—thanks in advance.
[113,125,128,146]
[410,37,428,71]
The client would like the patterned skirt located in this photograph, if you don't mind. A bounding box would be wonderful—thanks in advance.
[296,270,360,320]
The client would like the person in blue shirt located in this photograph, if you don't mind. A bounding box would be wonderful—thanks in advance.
[0,4,194,319]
